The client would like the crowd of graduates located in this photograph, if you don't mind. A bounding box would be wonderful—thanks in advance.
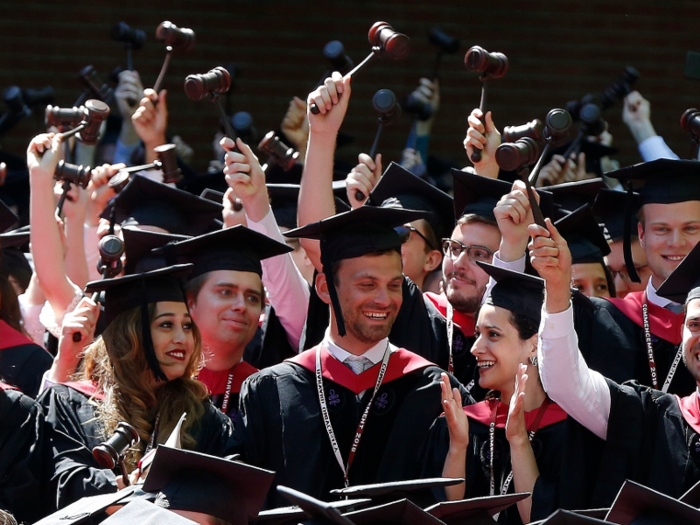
[3,16,700,525]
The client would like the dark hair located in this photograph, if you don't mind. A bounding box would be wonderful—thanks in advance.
[602,263,617,298]
[508,311,538,340]
[184,272,208,301]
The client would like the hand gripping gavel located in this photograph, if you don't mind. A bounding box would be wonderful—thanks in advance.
[54,160,91,216]
[108,143,182,193]
[92,421,140,486]
[185,67,237,142]
[309,21,409,115]
[152,21,195,93]
[600,66,640,111]
[51,100,110,146]
[355,89,401,202]
[111,21,146,71]
[72,234,125,343]
[561,103,605,160]
[428,27,460,80]
[258,132,299,173]
[401,84,433,122]
[681,108,700,160]
[464,45,509,163]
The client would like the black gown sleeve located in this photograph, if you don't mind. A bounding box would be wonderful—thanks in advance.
[193,399,241,457]
[0,343,53,398]
[0,389,46,523]
[37,385,118,512]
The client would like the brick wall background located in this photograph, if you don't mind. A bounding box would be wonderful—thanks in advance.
[1,0,698,176]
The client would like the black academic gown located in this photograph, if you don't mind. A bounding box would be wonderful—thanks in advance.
[0,383,45,523]
[588,380,700,506]
[244,303,297,370]
[235,346,472,508]
[198,360,259,425]
[420,399,601,524]
[573,292,696,397]
[37,381,238,512]
[301,276,450,365]
[0,320,53,398]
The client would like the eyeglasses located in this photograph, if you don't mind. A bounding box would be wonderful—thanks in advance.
[441,238,494,262]
[395,225,438,250]
[610,265,649,283]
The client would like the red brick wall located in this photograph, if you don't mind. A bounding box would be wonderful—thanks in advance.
[1,0,698,172]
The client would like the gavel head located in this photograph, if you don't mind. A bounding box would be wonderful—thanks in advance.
[97,234,125,278]
[401,93,433,121]
[78,66,113,103]
[600,66,640,110]
[428,27,460,54]
[464,46,509,79]
[579,103,605,136]
[108,169,131,193]
[681,108,700,138]
[2,86,29,116]
[503,119,544,144]
[184,67,231,101]
[258,131,299,172]
[373,89,401,124]
[323,41,354,74]
[368,22,410,60]
[544,108,573,146]
[55,160,91,189]
[78,99,110,146]
[92,421,140,469]
[495,137,541,172]
[565,93,595,122]
[232,112,256,144]
[111,21,146,50]
[22,86,55,108]
[156,21,195,51]
[45,105,83,131]
[0,162,6,187]
[154,143,182,184]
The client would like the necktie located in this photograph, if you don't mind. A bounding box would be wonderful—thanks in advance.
[344,355,373,374]
[667,303,684,315]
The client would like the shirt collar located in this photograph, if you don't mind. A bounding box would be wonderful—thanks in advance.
[646,278,678,309]
[322,328,393,365]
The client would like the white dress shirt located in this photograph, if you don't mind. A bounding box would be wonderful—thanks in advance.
[322,328,395,368]
[637,136,679,162]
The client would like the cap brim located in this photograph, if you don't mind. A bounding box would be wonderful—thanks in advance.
[605,480,700,524]
[277,485,356,525]
[330,478,464,498]
[657,240,700,304]
[85,264,193,295]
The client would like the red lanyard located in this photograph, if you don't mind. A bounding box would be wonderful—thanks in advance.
[315,343,391,488]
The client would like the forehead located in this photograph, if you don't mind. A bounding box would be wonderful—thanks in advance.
[476,303,512,327]
[572,262,607,281]
[337,252,403,279]
[451,221,500,249]
[155,300,188,316]
[642,201,700,224]
[201,269,263,289]
[687,299,700,319]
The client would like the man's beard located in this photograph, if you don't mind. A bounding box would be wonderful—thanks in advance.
[445,277,486,315]
[342,307,397,344]
[681,341,700,384]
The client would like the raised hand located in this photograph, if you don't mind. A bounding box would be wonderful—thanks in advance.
[528,218,572,312]
[464,109,501,178]
[505,364,529,445]
[281,96,309,159]
[132,88,168,161]
[441,372,469,449]
[27,132,63,182]
[346,153,382,209]
[222,137,268,222]
[494,180,539,261]
[307,72,352,136]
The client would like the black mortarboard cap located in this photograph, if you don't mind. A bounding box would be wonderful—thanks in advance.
[277,485,356,525]
[200,188,225,204]
[331,478,463,506]
[0,225,29,249]
[368,162,455,241]
[101,499,198,525]
[144,446,274,524]
[154,225,292,280]
[452,169,554,222]
[344,499,445,525]
[679,478,700,507]
[33,486,141,525]
[425,493,530,525]
[285,206,428,336]
[85,264,192,382]
[254,500,373,525]
[546,178,609,214]
[605,480,700,525]
[592,189,639,242]
[657,239,700,305]
[122,227,189,275]
[477,262,545,324]
[99,175,223,236]
[554,204,610,265]
[532,508,614,524]
[606,158,700,206]
[0,198,18,234]
[267,183,302,230]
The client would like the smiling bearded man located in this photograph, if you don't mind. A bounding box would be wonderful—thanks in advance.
[234,206,471,508]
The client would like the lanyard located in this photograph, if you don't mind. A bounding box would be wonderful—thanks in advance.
[446,302,455,374]
[316,342,391,487]
[642,294,683,393]
[220,369,236,415]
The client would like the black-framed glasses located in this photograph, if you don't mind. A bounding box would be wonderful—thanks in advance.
[441,238,494,263]
[610,265,649,283]
[395,225,438,250]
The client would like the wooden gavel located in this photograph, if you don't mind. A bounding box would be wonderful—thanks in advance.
[503,119,544,145]
[428,27,460,80]
[55,100,111,146]
[108,143,182,193]
[309,21,409,115]
[111,21,146,71]
[185,67,237,143]
[76,66,114,106]
[562,103,605,160]
[464,45,509,163]
[152,21,195,93]
[54,160,92,216]
[258,132,299,172]
[92,421,139,485]
[681,108,700,160]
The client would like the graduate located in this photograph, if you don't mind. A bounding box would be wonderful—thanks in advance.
[153,226,292,423]
[422,264,584,525]
[38,265,237,512]
[235,206,470,507]
[532,217,700,503]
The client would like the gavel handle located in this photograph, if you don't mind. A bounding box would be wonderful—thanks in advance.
[470,79,488,163]
[309,48,379,115]
[61,122,86,141]
[527,142,553,188]
[355,122,384,202]
[562,131,583,161]
[56,180,72,216]
[152,46,173,94]
[72,292,100,342]
[213,95,238,148]
[524,176,547,228]
[119,457,131,486]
